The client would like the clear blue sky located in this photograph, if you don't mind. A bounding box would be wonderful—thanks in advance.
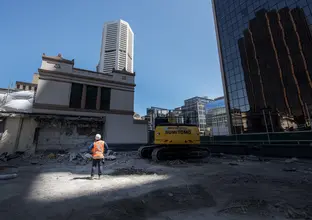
[0,0,223,116]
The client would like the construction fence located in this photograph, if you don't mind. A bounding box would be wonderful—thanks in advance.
[201,131,312,145]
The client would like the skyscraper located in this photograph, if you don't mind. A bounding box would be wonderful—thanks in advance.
[98,19,134,74]
[212,0,312,134]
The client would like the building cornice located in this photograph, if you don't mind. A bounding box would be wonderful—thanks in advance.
[42,54,74,65]
[112,68,136,76]
[73,68,136,77]
[38,69,136,88]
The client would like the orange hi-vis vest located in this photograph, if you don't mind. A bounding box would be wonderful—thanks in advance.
[91,140,105,159]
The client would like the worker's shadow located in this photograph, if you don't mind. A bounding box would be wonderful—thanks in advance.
[70,177,93,180]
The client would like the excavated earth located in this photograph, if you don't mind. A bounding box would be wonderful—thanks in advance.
[1,152,312,220]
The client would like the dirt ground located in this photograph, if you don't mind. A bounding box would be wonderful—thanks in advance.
[1,152,312,220]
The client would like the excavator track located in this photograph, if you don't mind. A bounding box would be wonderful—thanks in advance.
[147,145,210,162]
[138,145,160,159]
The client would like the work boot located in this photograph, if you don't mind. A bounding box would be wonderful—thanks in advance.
[98,175,101,180]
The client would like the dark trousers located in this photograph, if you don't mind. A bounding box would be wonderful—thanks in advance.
[91,159,103,176]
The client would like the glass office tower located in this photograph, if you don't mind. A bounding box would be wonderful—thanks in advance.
[213,0,312,134]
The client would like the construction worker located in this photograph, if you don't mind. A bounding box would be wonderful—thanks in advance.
[87,134,108,179]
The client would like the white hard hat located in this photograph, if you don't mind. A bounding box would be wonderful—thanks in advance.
[95,134,101,140]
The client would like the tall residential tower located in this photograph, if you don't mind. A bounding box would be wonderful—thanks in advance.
[98,19,134,74]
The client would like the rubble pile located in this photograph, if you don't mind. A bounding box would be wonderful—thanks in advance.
[0,164,19,180]
[218,198,312,219]
[0,149,117,166]
[0,151,25,163]
[167,159,187,166]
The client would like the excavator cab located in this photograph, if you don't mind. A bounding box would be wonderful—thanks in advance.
[154,116,169,127]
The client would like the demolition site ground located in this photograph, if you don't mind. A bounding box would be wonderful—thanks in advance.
[1,152,312,220]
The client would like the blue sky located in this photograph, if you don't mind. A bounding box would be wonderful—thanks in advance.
[0,0,223,116]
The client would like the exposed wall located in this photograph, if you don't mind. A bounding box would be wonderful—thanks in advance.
[0,117,37,154]
[105,114,148,144]
[110,89,134,111]
[17,118,37,153]
[36,79,71,106]
[0,114,147,154]
[0,117,20,154]
[36,126,93,151]
[36,120,103,151]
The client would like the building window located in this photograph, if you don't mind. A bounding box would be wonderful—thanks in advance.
[100,87,111,110]
[85,85,98,110]
[69,83,83,108]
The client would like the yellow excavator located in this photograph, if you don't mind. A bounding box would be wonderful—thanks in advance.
[138,112,210,162]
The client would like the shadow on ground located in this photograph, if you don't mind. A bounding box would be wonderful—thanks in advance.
[0,162,217,220]
[70,176,92,180]
[71,184,216,220]
[2,156,312,220]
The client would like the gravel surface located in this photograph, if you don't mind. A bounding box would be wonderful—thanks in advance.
[1,152,312,220]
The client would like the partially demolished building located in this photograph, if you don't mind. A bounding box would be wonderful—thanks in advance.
[0,54,148,154]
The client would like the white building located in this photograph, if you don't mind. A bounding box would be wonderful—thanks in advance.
[98,19,134,74]
[182,96,212,132]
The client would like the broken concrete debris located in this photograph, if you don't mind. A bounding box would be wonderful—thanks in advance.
[106,150,114,156]
[84,153,92,159]
[105,155,116,161]
[0,165,18,180]
[68,151,115,162]
[0,153,7,162]
[167,160,187,166]
[283,167,297,172]
[0,148,118,166]
[0,152,24,162]
[30,160,40,165]
[229,162,239,166]
[69,152,78,162]
[47,153,56,159]
[0,173,18,180]
[285,157,298,164]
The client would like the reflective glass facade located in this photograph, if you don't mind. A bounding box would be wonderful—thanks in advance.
[213,0,312,133]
